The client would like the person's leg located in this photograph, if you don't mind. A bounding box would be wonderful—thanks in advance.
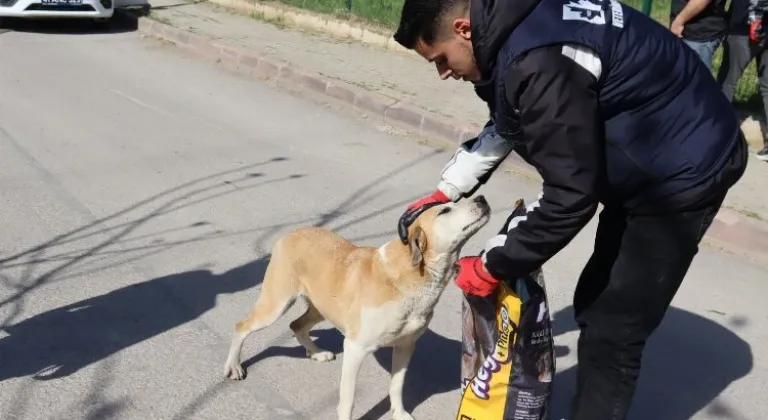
[755,45,768,159]
[685,37,724,71]
[569,196,725,420]
[683,39,717,70]
[569,205,627,417]
[717,35,754,101]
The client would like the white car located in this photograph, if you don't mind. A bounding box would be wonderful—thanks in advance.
[0,0,144,20]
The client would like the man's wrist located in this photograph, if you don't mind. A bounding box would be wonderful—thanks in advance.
[431,189,450,202]
[472,257,499,284]
[436,181,462,202]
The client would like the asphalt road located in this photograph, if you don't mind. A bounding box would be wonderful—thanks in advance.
[1,22,766,420]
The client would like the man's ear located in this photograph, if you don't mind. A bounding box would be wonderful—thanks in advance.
[453,17,472,40]
[409,226,427,266]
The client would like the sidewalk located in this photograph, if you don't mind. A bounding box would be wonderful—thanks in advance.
[125,0,768,262]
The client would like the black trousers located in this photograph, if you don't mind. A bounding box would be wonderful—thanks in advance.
[568,196,725,420]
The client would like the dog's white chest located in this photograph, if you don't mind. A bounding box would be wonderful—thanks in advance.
[357,287,442,348]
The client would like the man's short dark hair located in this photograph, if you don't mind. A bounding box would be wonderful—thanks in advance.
[393,0,468,49]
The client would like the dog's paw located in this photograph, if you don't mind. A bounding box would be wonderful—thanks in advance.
[309,351,336,362]
[392,411,415,420]
[225,363,246,380]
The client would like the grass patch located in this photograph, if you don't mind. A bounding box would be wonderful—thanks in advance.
[267,0,404,27]
[250,7,291,29]
[260,0,761,109]
[726,204,766,220]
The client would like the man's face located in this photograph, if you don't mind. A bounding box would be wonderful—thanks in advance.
[413,17,481,82]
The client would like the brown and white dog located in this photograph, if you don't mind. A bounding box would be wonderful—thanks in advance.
[223,195,491,420]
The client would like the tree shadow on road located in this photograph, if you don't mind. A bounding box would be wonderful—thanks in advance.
[0,256,269,381]
[0,156,299,330]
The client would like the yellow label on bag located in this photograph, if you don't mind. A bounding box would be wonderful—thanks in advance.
[456,282,522,420]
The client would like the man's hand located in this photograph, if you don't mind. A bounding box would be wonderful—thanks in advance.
[669,0,710,38]
[670,19,685,38]
[397,190,451,243]
[454,256,501,297]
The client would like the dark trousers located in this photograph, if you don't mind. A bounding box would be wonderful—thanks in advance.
[568,196,725,420]
[716,34,768,147]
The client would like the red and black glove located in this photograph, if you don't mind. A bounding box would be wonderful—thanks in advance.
[398,190,450,243]
[750,19,766,45]
[454,256,501,297]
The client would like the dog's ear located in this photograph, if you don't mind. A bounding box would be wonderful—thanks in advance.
[409,226,427,266]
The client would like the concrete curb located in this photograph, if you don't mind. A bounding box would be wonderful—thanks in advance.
[125,11,768,265]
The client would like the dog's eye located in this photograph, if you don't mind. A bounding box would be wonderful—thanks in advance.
[438,207,452,215]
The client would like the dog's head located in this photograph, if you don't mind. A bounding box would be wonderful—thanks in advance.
[405,195,491,268]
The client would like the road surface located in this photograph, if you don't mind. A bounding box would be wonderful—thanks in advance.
[0,20,766,420]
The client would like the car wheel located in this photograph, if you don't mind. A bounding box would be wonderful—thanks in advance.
[90,16,112,29]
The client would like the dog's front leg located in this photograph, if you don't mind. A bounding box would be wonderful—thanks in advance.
[337,338,367,420]
[389,340,416,420]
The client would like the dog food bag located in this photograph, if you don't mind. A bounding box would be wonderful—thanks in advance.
[456,199,555,420]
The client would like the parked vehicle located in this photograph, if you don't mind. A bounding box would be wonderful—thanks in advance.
[0,0,144,22]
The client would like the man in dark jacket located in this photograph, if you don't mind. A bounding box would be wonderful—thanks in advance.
[393,0,749,418]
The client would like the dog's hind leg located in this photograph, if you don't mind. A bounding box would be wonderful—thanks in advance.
[290,301,335,362]
[224,261,299,380]
[224,293,296,380]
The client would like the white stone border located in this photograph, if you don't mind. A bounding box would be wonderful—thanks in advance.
[207,0,418,56]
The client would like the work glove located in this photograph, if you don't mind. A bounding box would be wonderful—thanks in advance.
[398,190,451,243]
[454,198,531,297]
[454,256,501,297]
[750,18,767,47]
